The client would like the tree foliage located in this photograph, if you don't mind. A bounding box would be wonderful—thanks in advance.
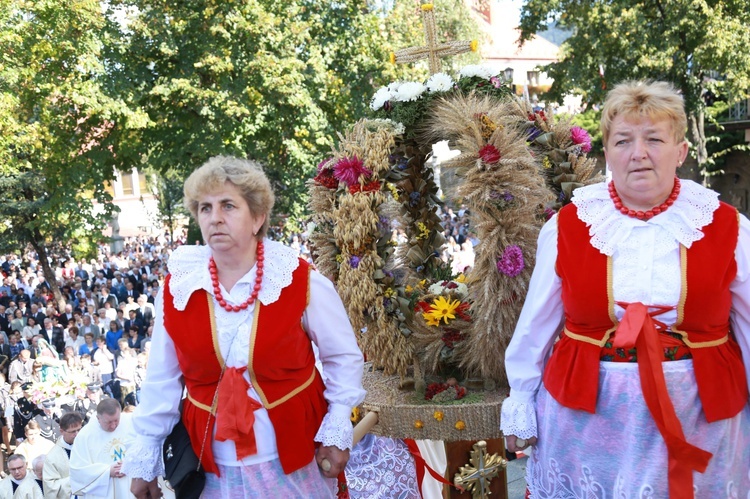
[0,0,135,306]
[517,0,750,173]
[105,0,481,223]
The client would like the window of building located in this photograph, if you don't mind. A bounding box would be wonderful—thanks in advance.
[121,171,134,196]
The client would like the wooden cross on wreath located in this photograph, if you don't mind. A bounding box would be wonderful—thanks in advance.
[453,440,507,498]
[391,3,478,75]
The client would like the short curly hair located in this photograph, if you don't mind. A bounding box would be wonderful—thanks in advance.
[183,156,275,239]
[601,80,687,146]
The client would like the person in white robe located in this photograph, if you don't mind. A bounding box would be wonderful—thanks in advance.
[0,454,43,499]
[43,412,84,499]
[70,400,134,499]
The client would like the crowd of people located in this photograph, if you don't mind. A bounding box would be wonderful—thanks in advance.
[0,234,180,497]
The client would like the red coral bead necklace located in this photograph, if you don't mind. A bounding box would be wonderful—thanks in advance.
[608,177,681,221]
[209,240,264,312]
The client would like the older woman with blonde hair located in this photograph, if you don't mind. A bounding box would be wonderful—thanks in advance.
[123,156,365,498]
[502,81,750,497]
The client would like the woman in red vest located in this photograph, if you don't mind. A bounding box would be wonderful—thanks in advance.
[502,81,750,497]
[122,156,365,498]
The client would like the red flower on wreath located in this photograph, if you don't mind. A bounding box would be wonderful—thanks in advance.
[313,168,338,189]
[334,156,372,187]
[349,181,381,194]
[478,144,501,164]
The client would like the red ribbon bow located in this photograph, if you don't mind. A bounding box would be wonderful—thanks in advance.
[214,366,263,460]
[614,302,712,498]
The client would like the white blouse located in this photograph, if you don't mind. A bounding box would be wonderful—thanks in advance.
[121,239,366,481]
[501,180,750,439]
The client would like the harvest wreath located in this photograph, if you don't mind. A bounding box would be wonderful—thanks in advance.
[307,65,602,438]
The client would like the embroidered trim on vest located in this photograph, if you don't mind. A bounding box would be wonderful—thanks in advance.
[247,302,318,410]
[207,296,224,369]
[670,245,730,349]
[187,392,215,414]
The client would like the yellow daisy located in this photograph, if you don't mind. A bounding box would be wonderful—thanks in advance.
[422,312,441,327]
[427,296,460,324]
[455,273,466,283]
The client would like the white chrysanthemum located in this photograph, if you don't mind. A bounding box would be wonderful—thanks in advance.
[459,64,499,80]
[387,81,403,93]
[425,72,454,93]
[370,86,392,111]
[392,81,427,102]
[428,280,469,299]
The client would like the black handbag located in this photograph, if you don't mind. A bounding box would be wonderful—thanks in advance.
[163,420,205,499]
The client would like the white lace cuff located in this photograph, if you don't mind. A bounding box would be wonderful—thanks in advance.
[500,397,537,439]
[121,439,164,482]
[314,411,354,451]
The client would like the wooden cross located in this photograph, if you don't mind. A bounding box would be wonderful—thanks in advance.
[453,441,507,498]
[391,3,477,75]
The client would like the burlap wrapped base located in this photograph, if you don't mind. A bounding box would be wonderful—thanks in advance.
[360,363,505,442]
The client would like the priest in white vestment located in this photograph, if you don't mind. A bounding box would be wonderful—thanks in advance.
[44,412,84,499]
[70,400,134,499]
[0,454,43,498]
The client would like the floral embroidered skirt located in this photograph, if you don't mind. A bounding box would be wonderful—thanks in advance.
[201,458,336,498]
[528,360,750,498]
[345,434,420,498]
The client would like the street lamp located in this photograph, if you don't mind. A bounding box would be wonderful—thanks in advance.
[503,67,514,84]
[503,67,515,94]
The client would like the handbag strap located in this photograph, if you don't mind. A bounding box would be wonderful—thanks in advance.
[197,367,225,472]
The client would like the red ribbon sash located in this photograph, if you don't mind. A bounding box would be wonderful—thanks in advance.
[613,302,712,498]
[214,366,263,460]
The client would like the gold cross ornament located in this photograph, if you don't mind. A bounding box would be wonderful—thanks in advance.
[390,3,478,75]
[453,440,507,498]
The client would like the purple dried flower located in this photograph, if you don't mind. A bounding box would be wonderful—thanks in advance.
[571,126,592,153]
[349,256,361,268]
[409,191,421,207]
[527,127,542,141]
[334,156,372,187]
[544,207,556,220]
[497,245,525,277]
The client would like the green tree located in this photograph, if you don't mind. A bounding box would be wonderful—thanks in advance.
[0,0,135,308]
[517,0,750,175]
[105,0,391,222]
[105,0,481,223]
[146,169,187,246]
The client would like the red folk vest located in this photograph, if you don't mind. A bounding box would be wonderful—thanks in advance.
[543,202,748,423]
[162,259,328,475]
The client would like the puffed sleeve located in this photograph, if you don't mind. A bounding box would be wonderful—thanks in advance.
[303,271,366,451]
[729,213,750,392]
[500,215,565,439]
[120,289,183,481]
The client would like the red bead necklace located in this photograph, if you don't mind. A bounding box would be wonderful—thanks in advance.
[608,177,681,221]
[209,240,265,312]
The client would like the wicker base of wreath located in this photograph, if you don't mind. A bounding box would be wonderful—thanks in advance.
[360,363,505,442]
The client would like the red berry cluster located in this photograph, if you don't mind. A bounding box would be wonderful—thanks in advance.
[313,169,338,189]
[348,181,381,195]
[441,329,464,349]
[425,382,448,400]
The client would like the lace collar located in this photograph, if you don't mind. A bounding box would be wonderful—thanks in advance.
[166,239,300,310]
[571,179,720,256]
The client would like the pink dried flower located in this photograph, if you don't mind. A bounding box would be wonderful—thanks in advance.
[478,144,501,164]
[497,245,525,277]
[333,156,372,187]
[571,126,592,153]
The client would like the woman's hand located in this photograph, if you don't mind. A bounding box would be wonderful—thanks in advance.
[505,434,537,453]
[315,445,350,478]
[130,478,163,499]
